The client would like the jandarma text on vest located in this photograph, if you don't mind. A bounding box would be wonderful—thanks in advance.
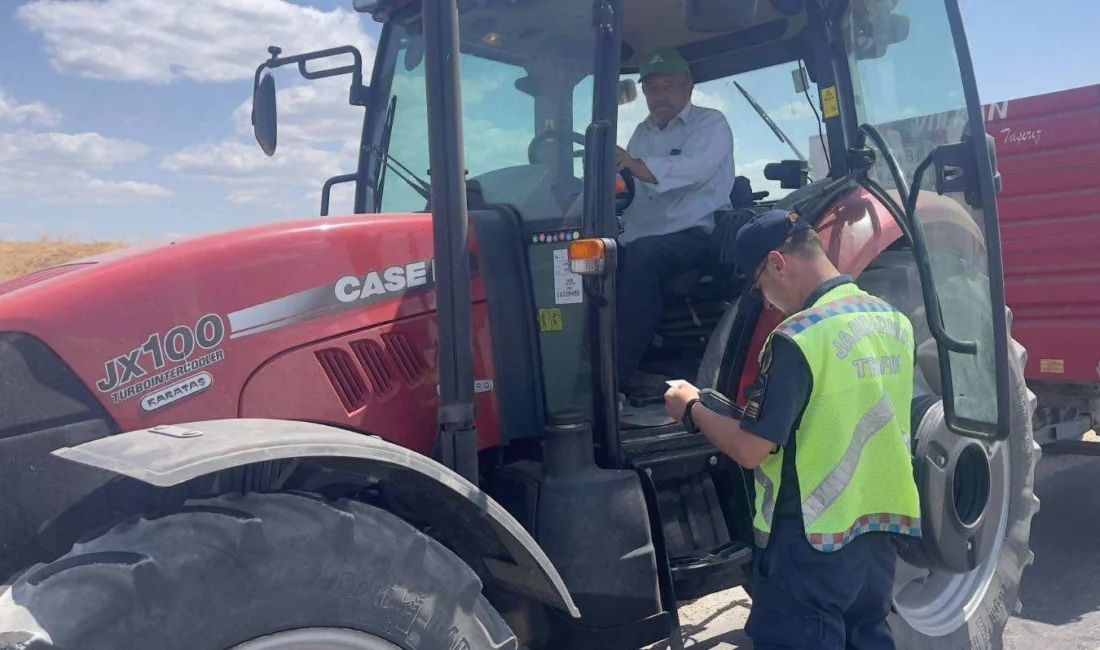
[831,314,911,359]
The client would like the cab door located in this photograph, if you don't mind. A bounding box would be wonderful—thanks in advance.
[839,0,1011,441]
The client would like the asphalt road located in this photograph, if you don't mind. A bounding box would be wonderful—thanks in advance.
[654,448,1100,649]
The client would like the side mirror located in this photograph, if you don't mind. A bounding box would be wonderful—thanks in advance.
[765,159,810,190]
[252,72,278,157]
[617,79,638,106]
[404,39,425,71]
[683,0,758,32]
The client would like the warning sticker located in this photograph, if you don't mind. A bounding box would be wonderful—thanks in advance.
[552,249,583,305]
[820,86,839,119]
[539,307,564,332]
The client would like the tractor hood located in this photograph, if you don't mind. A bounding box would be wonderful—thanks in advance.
[0,213,484,431]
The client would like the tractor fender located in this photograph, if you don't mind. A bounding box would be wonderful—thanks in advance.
[51,417,581,619]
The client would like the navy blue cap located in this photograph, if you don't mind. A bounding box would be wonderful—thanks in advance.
[734,209,813,276]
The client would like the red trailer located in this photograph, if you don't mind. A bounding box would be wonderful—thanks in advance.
[994,84,1100,445]
[810,83,1100,446]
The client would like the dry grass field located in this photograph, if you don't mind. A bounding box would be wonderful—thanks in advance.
[0,237,129,283]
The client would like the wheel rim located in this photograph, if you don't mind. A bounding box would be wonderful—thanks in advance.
[230,628,406,650]
[892,440,1011,637]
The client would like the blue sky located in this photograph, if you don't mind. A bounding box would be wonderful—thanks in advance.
[0,0,1095,242]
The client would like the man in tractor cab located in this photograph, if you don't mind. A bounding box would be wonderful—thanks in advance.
[664,209,922,649]
[614,46,735,392]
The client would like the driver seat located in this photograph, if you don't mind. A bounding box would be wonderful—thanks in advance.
[657,175,765,303]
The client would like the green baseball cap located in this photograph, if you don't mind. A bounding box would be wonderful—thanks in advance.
[638,46,691,80]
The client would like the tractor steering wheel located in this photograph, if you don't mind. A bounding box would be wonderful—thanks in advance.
[527,129,586,165]
[616,167,636,214]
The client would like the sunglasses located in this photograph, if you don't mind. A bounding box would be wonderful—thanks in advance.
[748,259,768,297]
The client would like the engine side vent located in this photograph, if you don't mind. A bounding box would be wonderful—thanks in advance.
[350,338,397,397]
[381,332,427,386]
[315,348,369,413]
[0,264,90,297]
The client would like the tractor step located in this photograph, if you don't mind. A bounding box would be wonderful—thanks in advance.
[622,426,717,467]
[669,541,753,602]
[628,434,755,601]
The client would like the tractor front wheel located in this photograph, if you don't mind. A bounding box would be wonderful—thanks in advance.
[0,491,517,650]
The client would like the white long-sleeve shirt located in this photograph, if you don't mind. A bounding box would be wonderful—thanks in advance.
[621,102,735,244]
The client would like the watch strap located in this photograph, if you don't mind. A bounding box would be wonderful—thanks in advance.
[682,398,701,433]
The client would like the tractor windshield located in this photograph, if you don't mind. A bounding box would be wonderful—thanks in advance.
[375,2,596,231]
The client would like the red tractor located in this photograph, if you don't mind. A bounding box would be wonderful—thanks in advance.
[0,1,1038,648]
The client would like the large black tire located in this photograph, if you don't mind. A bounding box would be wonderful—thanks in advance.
[853,228,1042,650]
[886,303,1040,649]
[0,491,518,650]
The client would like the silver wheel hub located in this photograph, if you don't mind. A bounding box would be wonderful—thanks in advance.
[230,628,405,650]
[892,399,1011,637]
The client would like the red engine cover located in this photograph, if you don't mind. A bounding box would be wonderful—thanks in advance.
[0,213,500,456]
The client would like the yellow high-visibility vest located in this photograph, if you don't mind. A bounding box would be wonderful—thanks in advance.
[753,282,922,551]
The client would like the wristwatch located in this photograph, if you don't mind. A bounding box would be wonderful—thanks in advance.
[681,398,701,434]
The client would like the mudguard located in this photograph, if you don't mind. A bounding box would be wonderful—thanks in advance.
[52,418,581,618]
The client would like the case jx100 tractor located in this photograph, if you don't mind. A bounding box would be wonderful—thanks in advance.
[0,0,1038,648]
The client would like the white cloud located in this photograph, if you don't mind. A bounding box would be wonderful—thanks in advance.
[693,88,732,115]
[0,130,147,169]
[163,140,336,181]
[86,0,379,215]
[17,0,375,84]
[162,119,360,211]
[167,65,529,215]
[230,76,364,147]
[0,130,172,204]
[54,177,174,203]
[0,88,62,126]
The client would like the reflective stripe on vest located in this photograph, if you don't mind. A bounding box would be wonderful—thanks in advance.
[752,284,922,552]
[801,391,896,526]
[755,466,776,524]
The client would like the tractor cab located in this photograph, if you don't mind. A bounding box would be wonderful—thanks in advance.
[317,0,1008,442]
[336,0,844,424]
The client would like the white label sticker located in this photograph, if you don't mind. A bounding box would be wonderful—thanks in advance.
[552,249,583,305]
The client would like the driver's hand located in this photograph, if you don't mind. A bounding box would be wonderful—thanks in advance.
[615,146,632,172]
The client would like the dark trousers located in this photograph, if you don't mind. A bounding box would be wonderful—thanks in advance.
[746,518,899,649]
[615,227,713,386]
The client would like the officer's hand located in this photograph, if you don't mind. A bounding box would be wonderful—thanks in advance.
[664,380,700,420]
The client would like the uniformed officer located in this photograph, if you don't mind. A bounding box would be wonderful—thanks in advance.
[664,209,922,649]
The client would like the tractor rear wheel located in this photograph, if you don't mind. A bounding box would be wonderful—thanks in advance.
[855,236,1040,649]
[888,305,1040,647]
[0,491,517,650]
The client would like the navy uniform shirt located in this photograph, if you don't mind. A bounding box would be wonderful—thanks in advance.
[741,274,854,520]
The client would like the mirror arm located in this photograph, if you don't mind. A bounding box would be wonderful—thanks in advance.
[258,44,371,107]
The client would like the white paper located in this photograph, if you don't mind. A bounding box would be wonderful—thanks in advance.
[552,248,583,305]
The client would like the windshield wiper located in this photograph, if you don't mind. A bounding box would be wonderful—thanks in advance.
[733,80,807,163]
[374,94,432,203]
